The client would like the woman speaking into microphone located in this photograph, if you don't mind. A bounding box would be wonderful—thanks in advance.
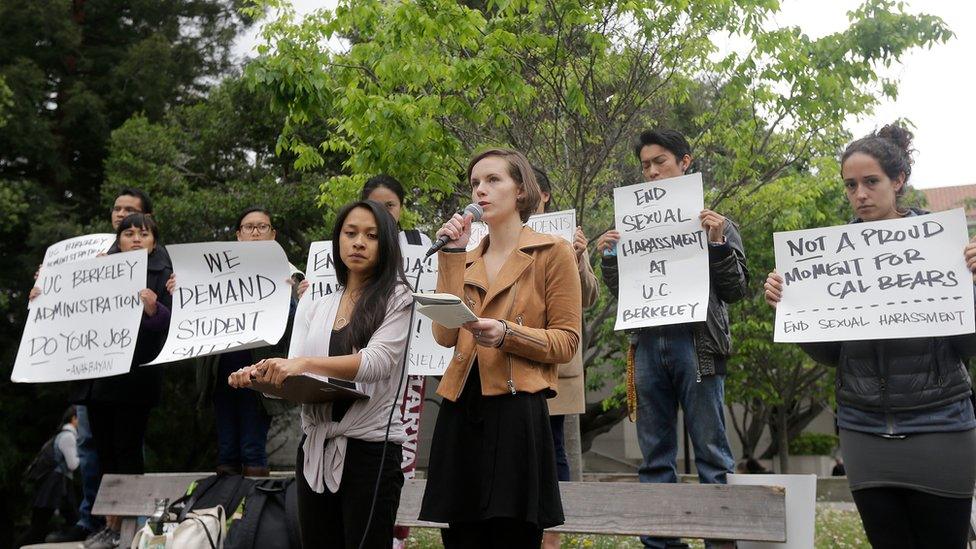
[229,200,413,548]
[419,148,582,546]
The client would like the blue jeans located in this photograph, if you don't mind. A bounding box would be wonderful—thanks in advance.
[214,360,271,468]
[74,405,104,533]
[634,326,735,549]
[549,414,570,481]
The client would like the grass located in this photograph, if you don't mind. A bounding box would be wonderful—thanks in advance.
[405,506,869,548]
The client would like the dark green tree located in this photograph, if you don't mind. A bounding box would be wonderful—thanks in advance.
[0,3,252,542]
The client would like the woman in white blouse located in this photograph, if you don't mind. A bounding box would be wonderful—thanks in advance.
[229,200,412,548]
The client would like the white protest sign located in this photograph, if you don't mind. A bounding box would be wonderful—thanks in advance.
[12,250,148,383]
[42,233,116,269]
[402,244,455,376]
[774,208,975,342]
[466,209,577,251]
[613,173,709,330]
[466,221,489,251]
[295,240,454,375]
[293,240,341,324]
[526,209,575,243]
[148,241,292,364]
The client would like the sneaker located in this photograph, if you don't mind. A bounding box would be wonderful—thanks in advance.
[46,524,94,542]
[82,527,114,548]
[85,528,120,549]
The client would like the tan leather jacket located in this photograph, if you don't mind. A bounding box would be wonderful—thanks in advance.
[433,227,582,401]
[548,254,599,415]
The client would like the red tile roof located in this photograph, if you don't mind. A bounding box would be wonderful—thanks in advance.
[922,184,976,218]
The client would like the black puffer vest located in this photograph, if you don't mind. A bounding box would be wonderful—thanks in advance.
[835,337,972,412]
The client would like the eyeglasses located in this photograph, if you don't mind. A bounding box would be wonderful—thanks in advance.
[240,223,273,234]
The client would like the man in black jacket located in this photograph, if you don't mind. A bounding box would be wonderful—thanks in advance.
[597,129,748,549]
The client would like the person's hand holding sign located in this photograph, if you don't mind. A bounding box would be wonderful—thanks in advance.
[764,270,784,309]
[596,230,620,253]
[140,289,159,317]
[965,234,976,281]
[700,209,727,244]
[573,227,588,260]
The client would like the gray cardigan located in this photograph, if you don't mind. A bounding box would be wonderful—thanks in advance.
[287,284,413,493]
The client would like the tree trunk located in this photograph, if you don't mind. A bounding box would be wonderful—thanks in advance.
[564,413,584,481]
[777,406,790,473]
[580,401,628,453]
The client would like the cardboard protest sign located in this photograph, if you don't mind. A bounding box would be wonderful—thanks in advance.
[147,241,292,364]
[402,244,455,376]
[466,221,489,251]
[293,240,340,325]
[612,173,709,330]
[774,208,975,342]
[466,209,576,251]
[296,240,454,376]
[42,233,116,269]
[525,209,576,243]
[12,250,148,382]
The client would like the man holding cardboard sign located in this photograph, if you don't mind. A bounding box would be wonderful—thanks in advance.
[597,129,748,549]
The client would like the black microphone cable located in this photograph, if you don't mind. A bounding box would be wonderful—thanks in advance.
[357,265,423,549]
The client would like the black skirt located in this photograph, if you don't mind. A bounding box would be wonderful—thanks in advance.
[419,363,564,529]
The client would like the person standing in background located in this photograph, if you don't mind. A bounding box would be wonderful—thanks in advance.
[531,166,598,549]
[597,129,747,549]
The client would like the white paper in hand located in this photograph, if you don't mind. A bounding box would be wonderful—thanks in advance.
[413,293,478,328]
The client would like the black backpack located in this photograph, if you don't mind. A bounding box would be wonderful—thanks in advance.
[175,474,300,549]
[23,428,68,483]
[174,473,256,524]
[224,477,300,549]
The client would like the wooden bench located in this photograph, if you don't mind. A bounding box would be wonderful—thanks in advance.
[27,473,788,547]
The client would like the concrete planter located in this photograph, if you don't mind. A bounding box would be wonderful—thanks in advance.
[773,454,835,477]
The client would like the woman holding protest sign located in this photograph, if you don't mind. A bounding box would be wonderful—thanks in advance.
[228,199,412,549]
[363,174,432,248]
[532,166,598,549]
[46,213,171,549]
[764,124,976,548]
[167,206,303,478]
[418,149,581,547]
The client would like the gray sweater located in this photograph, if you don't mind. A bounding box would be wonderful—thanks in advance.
[287,284,413,493]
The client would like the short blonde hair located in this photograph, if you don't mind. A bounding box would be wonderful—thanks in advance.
[466,148,541,223]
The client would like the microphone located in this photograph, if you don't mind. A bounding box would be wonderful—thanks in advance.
[425,203,483,258]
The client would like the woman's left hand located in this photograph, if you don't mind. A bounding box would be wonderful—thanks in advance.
[253,357,307,388]
[463,318,506,348]
[965,235,976,279]
[140,288,158,316]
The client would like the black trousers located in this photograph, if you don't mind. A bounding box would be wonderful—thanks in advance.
[441,518,544,548]
[296,438,403,549]
[852,487,973,549]
[15,499,79,547]
[87,403,152,474]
